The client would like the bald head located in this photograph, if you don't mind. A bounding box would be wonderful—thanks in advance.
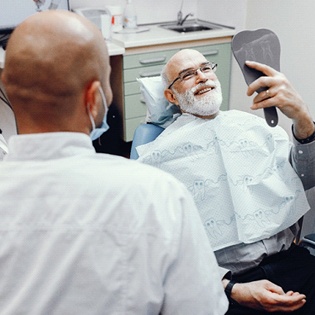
[2,10,112,134]
[161,49,208,88]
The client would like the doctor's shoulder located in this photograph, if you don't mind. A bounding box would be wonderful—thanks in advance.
[89,152,186,189]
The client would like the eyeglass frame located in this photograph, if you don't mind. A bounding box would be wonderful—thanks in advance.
[167,61,218,90]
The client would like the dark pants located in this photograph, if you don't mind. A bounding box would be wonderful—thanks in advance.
[227,244,315,315]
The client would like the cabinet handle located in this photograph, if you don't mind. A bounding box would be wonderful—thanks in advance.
[139,57,166,65]
[140,96,146,104]
[139,71,161,78]
[202,50,219,57]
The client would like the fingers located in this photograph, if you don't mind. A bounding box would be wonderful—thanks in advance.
[235,280,307,313]
[250,89,274,111]
[269,291,306,312]
[264,280,285,295]
[264,283,306,312]
[245,60,277,77]
[245,60,283,97]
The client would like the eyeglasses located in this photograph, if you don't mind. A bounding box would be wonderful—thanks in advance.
[168,62,217,89]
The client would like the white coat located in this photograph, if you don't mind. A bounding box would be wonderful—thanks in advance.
[0,132,228,315]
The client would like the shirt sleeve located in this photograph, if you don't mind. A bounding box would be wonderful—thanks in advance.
[161,182,228,315]
[289,137,315,191]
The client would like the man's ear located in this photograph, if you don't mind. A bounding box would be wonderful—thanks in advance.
[85,81,101,118]
[164,89,179,106]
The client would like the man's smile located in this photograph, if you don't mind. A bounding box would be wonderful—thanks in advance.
[194,86,215,96]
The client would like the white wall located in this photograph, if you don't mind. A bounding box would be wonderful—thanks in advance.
[69,0,197,24]
[245,0,315,133]
[197,0,246,30]
[198,0,315,136]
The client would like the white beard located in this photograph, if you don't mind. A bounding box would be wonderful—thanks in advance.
[174,80,223,117]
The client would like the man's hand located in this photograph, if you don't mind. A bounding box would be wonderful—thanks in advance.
[231,279,306,312]
[245,60,314,140]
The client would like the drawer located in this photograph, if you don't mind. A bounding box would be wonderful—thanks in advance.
[124,64,164,83]
[124,81,140,96]
[123,48,178,69]
[125,94,147,119]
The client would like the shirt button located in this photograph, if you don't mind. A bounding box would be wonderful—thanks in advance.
[301,174,305,177]
[298,150,304,154]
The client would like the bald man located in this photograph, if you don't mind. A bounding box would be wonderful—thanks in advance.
[0,12,228,315]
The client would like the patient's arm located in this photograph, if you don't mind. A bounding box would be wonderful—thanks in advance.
[245,61,315,190]
[289,139,315,191]
[246,61,314,139]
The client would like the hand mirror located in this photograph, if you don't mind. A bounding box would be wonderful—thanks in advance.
[232,29,281,127]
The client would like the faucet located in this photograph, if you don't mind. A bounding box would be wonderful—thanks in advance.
[176,0,194,25]
[177,11,194,25]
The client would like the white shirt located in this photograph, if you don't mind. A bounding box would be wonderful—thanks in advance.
[0,94,15,160]
[0,132,228,315]
[0,90,17,141]
[0,133,8,160]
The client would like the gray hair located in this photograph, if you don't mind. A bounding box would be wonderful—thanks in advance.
[160,64,170,90]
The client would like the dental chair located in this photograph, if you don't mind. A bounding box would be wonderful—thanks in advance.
[130,76,180,160]
[130,123,164,160]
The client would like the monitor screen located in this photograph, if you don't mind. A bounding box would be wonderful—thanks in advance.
[0,0,69,48]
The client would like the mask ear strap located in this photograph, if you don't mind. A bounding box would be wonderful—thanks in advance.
[87,103,96,132]
[98,86,108,114]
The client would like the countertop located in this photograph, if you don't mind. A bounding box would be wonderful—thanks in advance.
[111,22,235,49]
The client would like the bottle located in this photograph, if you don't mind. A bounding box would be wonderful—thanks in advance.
[123,0,137,29]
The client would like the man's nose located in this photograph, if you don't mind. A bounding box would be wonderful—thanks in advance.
[195,69,208,83]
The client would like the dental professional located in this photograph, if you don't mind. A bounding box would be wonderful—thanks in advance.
[0,13,228,315]
[137,49,315,314]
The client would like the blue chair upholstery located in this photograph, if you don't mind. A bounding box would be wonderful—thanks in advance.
[130,123,164,160]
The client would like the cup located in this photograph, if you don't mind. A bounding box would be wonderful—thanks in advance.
[106,5,123,33]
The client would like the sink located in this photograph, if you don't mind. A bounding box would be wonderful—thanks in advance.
[164,25,212,33]
[159,20,222,33]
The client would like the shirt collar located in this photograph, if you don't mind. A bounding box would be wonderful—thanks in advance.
[5,132,95,161]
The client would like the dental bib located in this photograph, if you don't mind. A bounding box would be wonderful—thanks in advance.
[137,111,310,251]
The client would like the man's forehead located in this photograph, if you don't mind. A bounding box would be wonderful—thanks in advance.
[171,51,207,70]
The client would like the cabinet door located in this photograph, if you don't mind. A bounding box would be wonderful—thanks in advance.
[123,49,178,70]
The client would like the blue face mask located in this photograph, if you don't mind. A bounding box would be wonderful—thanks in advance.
[88,86,110,141]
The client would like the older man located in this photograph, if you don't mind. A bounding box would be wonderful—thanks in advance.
[137,49,315,314]
[0,14,228,314]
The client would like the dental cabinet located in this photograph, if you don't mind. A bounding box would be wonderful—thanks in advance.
[111,23,235,142]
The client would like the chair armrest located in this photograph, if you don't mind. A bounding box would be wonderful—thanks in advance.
[130,123,164,160]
